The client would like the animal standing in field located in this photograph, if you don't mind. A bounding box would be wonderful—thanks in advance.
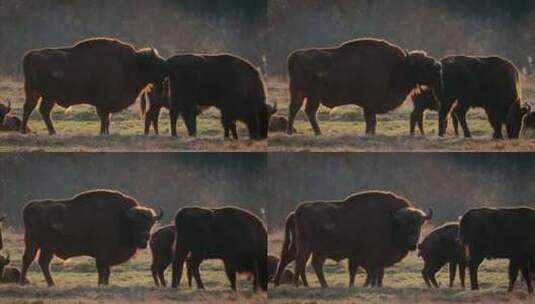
[150,225,195,287]
[277,191,432,288]
[171,206,267,291]
[0,253,29,284]
[286,38,444,136]
[0,99,25,132]
[166,54,271,140]
[418,223,465,288]
[21,37,168,135]
[437,55,529,139]
[410,89,459,136]
[460,207,535,293]
[19,189,163,286]
[268,254,294,284]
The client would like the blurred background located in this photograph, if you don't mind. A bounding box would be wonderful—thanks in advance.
[0,153,267,229]
[0,0,268,77]
[268,0,535,75]
[267,153,535,229]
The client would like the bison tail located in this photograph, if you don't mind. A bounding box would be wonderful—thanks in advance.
[140,92,148,118]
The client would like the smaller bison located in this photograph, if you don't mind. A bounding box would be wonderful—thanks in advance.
[141,79,170,135]
[0,99,25,132]
[268,254,293,284]
[410,89,458,136]
[418,223,465,288]
[0,253,28,284]
[269,115,296,133]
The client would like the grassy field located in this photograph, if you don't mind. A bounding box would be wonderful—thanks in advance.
[268,228,532,304]
[0,228,267,304]
[267,75,535,151]
[0,78,266,152]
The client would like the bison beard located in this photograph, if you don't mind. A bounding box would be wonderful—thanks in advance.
[19,189,162,286]
[276,191,431,288]
[171,206,268,292]
[21,37,168,135]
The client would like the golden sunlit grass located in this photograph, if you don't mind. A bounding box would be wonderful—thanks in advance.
[268,227,532,304]
[0,228,267,304]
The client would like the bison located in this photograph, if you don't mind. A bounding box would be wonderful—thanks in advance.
[269,114,296,133]
[268,254,293,284]
[166,54,271,140]
[437,55,529,139]
[286,38,443,135]
[279,191,432,288]
[0,99,25,132]
[460,207,535,293]
[410,89,459,136]
[418,222,465,288]
[19,189,163,286]
[21,37,168,135]
[171,206,267,291]
[520,106,535,137]
[0,253,28,284]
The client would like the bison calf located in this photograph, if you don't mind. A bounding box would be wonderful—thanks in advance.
[269,115,296,133]
[0,254,28,284]
[410,89,458,136]
[418,223,465,288]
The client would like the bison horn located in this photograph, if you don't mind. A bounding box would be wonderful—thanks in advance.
[154,207,164,221]
[424,208,434,220]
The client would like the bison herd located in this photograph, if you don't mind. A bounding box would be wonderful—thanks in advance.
[0,37,533,140]
[0,190,534,294]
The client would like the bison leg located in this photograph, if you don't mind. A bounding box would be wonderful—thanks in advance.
[363,109,377,135]
[20,238,39,285]
[287,91,305,135]
[21,89,39,134]
[451,106,460,136]
[151,264,160,287]
[169,106,179,137]
[38,250,55,287]
[459,263,466,289]
[375,268,384,287]
[520,259,533,293]
[438,100,455,137]
[96,260,111,286]
[223,262,237,291]
[304,99,321,135]
[410,108,425,136]
[294,243,312,287]
[39,99,56,135]
[449,262,457,288]
[468,256,483,290]
[171,249,186,288]
[181,107,197,136]
[455,104,471,138]
[186,259,193,288]
[508,258,521,292]
[97,109,111,135]
[485,108,505,139]
[421,264,432,288]
[311,254,328,288]
[348,258,359,287]
[274,244,296,287]
[145,106,161,135]
[188,256,204,290]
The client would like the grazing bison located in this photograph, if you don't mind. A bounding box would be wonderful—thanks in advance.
[0,100,25,132]
[460,207,535,293]
[287,38,443,135]
[410,89,459,136]
[418,223,465,288]
[21,37,168,135]
[268,254,293,284]
[150,225,195,287]
[171,206,267,291]
[437,55,529,139]
[284,191,432,288]
[0,253,28,284]
[19,189,163,286]
[167,54,271,140]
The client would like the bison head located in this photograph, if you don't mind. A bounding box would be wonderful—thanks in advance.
[459,208,497,262]
[136,48,168,84]
[407,51,444,101]
[125,207,163,249]
[0,99,11,125]
[391,207,432,251]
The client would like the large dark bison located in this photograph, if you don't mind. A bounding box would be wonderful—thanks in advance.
[166,54,271,140]
[438,55,529,139]
[19,189,163,286]
[280,191,432,288]
[0,215,5,250]
[410,89,459,136]
[171,206,267,291]
[460,207,535,293]
[286,38,443,135]
[418,222,465,288]
[21,37,168,135]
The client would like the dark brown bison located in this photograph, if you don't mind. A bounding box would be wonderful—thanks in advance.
[282,191,432,288]
[418,223,465,288]
[19,189,163,286]
[460,207,535,293]
[149,225,195,287]
[410,89,459,136]
[0,215,5,250]
[0,100,25,132]
[287,38,443,135]
[268,254,293,284]
[0,253,28,284]
[438,55,529,139]
[171,206,267,291]
[21,37,168,135]
[167,54,271,140]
